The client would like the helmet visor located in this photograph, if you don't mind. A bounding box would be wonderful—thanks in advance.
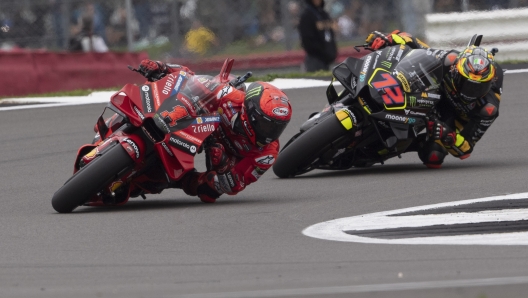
[453,73,491,102]
[249,108,288,145]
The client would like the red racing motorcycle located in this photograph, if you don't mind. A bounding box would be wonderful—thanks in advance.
[51,59,251,213]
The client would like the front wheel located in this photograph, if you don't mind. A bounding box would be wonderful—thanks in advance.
[273,115,349,178]
[51,144,134,213]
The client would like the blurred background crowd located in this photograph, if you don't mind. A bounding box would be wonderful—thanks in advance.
[0,0,527,60]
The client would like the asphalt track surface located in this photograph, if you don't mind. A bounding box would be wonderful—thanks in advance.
[1,72,528,298]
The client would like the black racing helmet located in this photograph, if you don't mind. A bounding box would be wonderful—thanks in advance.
[450,46,496,103]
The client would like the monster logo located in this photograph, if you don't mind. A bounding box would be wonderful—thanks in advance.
[160,106,189,127]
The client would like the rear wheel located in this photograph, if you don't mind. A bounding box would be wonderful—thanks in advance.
[51,144,134,213]
[273,115,349,178]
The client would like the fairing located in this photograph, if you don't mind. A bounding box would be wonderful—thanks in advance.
[104,71,227,179]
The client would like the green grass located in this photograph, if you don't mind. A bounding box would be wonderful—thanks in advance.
[248,70,332,82]
[1,72,331,99]
[134,37,361,60]
[0,87,121,100]
[216,40,301,57]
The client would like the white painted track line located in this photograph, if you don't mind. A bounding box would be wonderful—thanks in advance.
[303,192,528,245]
[177,276,528,298]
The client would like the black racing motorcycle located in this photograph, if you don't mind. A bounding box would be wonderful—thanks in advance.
[273,44,448,178]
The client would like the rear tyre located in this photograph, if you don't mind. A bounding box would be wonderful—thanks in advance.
[51,144,134,213]
[273,115,349,178]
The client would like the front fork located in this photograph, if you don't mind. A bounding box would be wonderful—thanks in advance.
[73,128,147,205]
[75,128,146,172]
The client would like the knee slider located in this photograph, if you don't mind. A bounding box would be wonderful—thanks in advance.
[418,141,447,166]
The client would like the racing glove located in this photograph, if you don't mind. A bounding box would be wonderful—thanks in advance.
[428,119,456,147]
[138,59,168,81]
[365,31,392,50]
[206,143,235,174]
[366,30,428,50]
[428,120,472,159]
[180,171,221,203]
[444,133,472,160]
[196,169,248,203]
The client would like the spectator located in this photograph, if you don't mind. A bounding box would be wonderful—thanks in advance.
[49,0,65,48]
[329,1,357,40]
[71,1,107,42]
[298,0,338,72]
[433,0,462,13]
[357,0,393,36]
[488,1,505,10]
[106,5,139,47]
[132,0,151,40]
[7,4,45,48]
[69,16,108,52]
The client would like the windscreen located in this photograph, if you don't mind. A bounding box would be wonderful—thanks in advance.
[394,49,445,93]
[180,75,221,114]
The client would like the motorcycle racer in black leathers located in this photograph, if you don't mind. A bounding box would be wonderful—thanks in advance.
[365,30,503,168]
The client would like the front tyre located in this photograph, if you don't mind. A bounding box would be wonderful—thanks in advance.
[273,115,349,178]
[51,144,134,213]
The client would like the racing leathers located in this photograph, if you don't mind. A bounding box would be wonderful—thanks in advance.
[366,31,503,168]
[180,87,281,203]
[137,59,284,203]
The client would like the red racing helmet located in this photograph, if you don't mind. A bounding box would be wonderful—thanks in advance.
[238,82,292,146]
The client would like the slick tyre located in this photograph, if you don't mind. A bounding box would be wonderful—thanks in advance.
[273,115,348,178]
[51,144,134,213]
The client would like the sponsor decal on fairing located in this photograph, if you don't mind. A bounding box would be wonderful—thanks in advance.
[141,85,154,113]
[372,53,379,70]
[385,113,415,124]
[404,109,426,116]
[192,123,215,133]
[169,135,197,155]
[227,101,237,115]
[217,85,233,99]
[178,95,195,113]
[141,126,156,142]
[152,83,161,108]
[163,74,176,95]
[395,48,404,61]
[160,106,189,127]
[124,138,140,159]
[133,105,145,120]
[396,71,411,93]
[175,130,202,145]
[173,74,185,95]
[387,47,396,61]
[193,116,220,124]
[161,141,174,156]
[417,99,435,107]
[359,55,372,82]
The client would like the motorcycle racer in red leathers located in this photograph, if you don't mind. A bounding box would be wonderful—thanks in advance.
[136,60,292,203]
[365,30,503,168]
